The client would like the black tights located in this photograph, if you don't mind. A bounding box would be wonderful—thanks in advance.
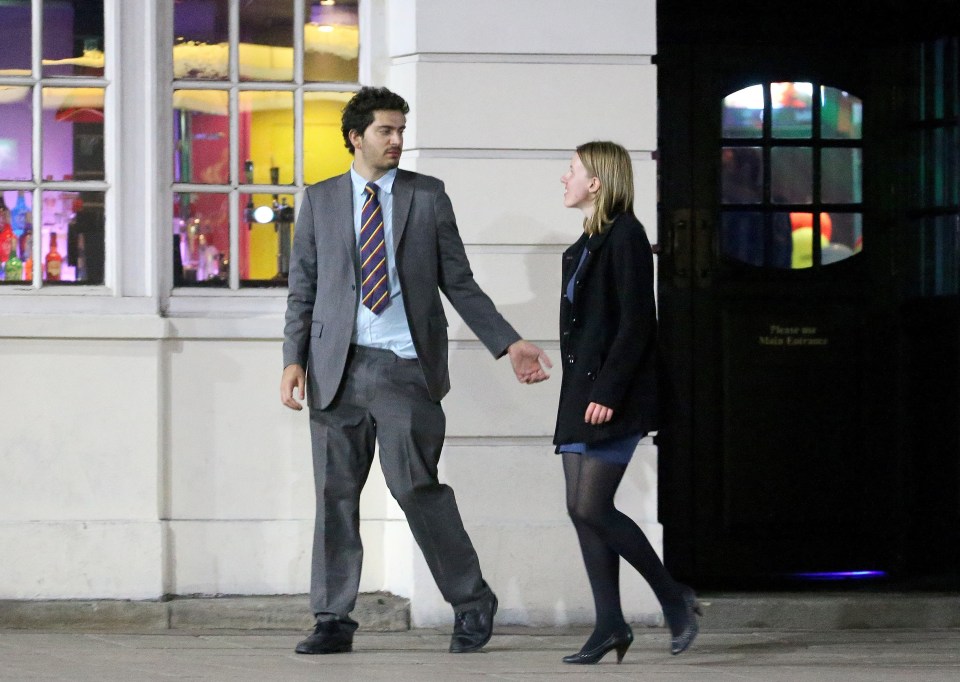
[562,452,686,646]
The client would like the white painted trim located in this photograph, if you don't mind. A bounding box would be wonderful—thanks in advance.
[393,53,654,65]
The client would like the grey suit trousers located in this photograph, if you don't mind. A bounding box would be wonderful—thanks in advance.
[308,345,491,625]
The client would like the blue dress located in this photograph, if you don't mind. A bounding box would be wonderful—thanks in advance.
[557,246,644,465]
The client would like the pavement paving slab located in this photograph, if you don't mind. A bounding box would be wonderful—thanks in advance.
[2,627,959,682]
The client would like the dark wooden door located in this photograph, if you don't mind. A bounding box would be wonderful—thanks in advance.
[653,2,944,587]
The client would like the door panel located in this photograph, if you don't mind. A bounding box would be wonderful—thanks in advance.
[657,9,909,585]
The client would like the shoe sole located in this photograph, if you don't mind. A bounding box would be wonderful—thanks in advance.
[294,643,352,655]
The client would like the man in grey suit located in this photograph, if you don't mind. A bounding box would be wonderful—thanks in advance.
[281,87,551,655]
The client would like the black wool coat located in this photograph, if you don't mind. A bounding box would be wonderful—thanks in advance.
[552,211,659,447]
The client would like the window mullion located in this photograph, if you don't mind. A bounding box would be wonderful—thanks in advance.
[30,0,42,288]
[229,0,240,290]
[103,0,118,293]
[294,0,304,188]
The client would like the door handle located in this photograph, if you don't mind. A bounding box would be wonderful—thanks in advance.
[670,209,692,284]
[694,211,713,287]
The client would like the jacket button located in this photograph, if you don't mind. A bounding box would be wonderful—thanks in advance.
[587,371,596,380]
[571,316,578,324]
[567,354,575,364]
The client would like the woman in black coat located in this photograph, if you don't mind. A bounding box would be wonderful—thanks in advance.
[556,141,700,663]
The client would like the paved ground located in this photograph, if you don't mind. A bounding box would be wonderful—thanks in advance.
[2,626,959,681]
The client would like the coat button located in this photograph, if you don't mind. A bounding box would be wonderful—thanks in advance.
[586,370,596,380]
[567,354,575,364]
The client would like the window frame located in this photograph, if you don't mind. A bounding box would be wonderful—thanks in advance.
[162,0,369,316]
[0,0,162,315]
[719,80,865,270]
[0,0,111,295]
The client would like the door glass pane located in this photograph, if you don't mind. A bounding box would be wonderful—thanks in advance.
[0,1,31,75]
[820,212,861,265]
[722,147,763,203]
[242,192,295,284]
[304,0,359,82]
[771,82,812,138]
[771,147,812,204]
[821,148,862,203]
[174,0,230,80]
[917,215,959,296]
[42,0,104,78]
[303,91,354,184]
[821,87,862,139]
[789,212,818,269]
[239,91,293,185]
[173,192,229,287]
[720,211,792,269]
[42,87,105,181]
[921,126,958,207]
[722,85,764,138]
[174,90,230,185]
[240,0,294,82]
[0,87,32,181]
[38,189,103,284]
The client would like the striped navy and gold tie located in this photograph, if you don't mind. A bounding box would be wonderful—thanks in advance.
[359,182,390,314]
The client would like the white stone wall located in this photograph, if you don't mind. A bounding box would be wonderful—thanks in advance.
[0,0,661,628]
[376,0,662,626]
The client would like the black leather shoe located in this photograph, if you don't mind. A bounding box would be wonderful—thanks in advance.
[295,620,353,655]
[670,586,702,655]
[562,625,634,664]
[449,594,498,653]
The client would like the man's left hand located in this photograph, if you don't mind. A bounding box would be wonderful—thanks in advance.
[507,340,552,384]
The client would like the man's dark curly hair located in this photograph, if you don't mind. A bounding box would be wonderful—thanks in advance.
[341,87,410,154]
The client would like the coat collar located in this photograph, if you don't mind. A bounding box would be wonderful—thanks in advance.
[564,212,625,258]
[336,168,413,253]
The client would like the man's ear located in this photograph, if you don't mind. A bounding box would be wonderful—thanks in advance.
[348,129,362,150]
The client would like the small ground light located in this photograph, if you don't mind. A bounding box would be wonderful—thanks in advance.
[790,570,888,581]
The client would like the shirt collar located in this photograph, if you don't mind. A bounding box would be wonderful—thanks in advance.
[350,166,397,197]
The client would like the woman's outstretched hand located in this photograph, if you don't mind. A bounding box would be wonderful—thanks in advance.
[507,340,553,384]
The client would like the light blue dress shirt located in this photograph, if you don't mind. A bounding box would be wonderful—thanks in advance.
[349,166,416,359]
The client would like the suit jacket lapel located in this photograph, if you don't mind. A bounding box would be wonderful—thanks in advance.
[392,170,414,251]
[332,173,355,255]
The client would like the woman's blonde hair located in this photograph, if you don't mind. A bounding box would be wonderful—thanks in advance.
[576,141,634,236]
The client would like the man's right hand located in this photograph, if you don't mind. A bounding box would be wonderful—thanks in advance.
[281,364,306,411]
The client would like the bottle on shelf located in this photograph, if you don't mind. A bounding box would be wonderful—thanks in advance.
[0,208,14,280]
[19,211,33,281]
[4,232,22,281]
[45,231,63,281]
[75,232,87,282]
[11,190,28,236]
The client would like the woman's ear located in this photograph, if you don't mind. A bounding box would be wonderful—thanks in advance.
[589,177,601,193]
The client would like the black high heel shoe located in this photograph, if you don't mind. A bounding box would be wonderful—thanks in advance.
[562,626,634,664]
[670,585,703,655]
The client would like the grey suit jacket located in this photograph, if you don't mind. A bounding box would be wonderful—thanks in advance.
[283,169,521,409]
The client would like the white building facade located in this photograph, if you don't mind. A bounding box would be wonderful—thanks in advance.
[0,0,662,627]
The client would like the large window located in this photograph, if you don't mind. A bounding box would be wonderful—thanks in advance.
[908,38,959,297]
[720,82,864,269]
[0,0,107,288]
[171,0,358,291]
